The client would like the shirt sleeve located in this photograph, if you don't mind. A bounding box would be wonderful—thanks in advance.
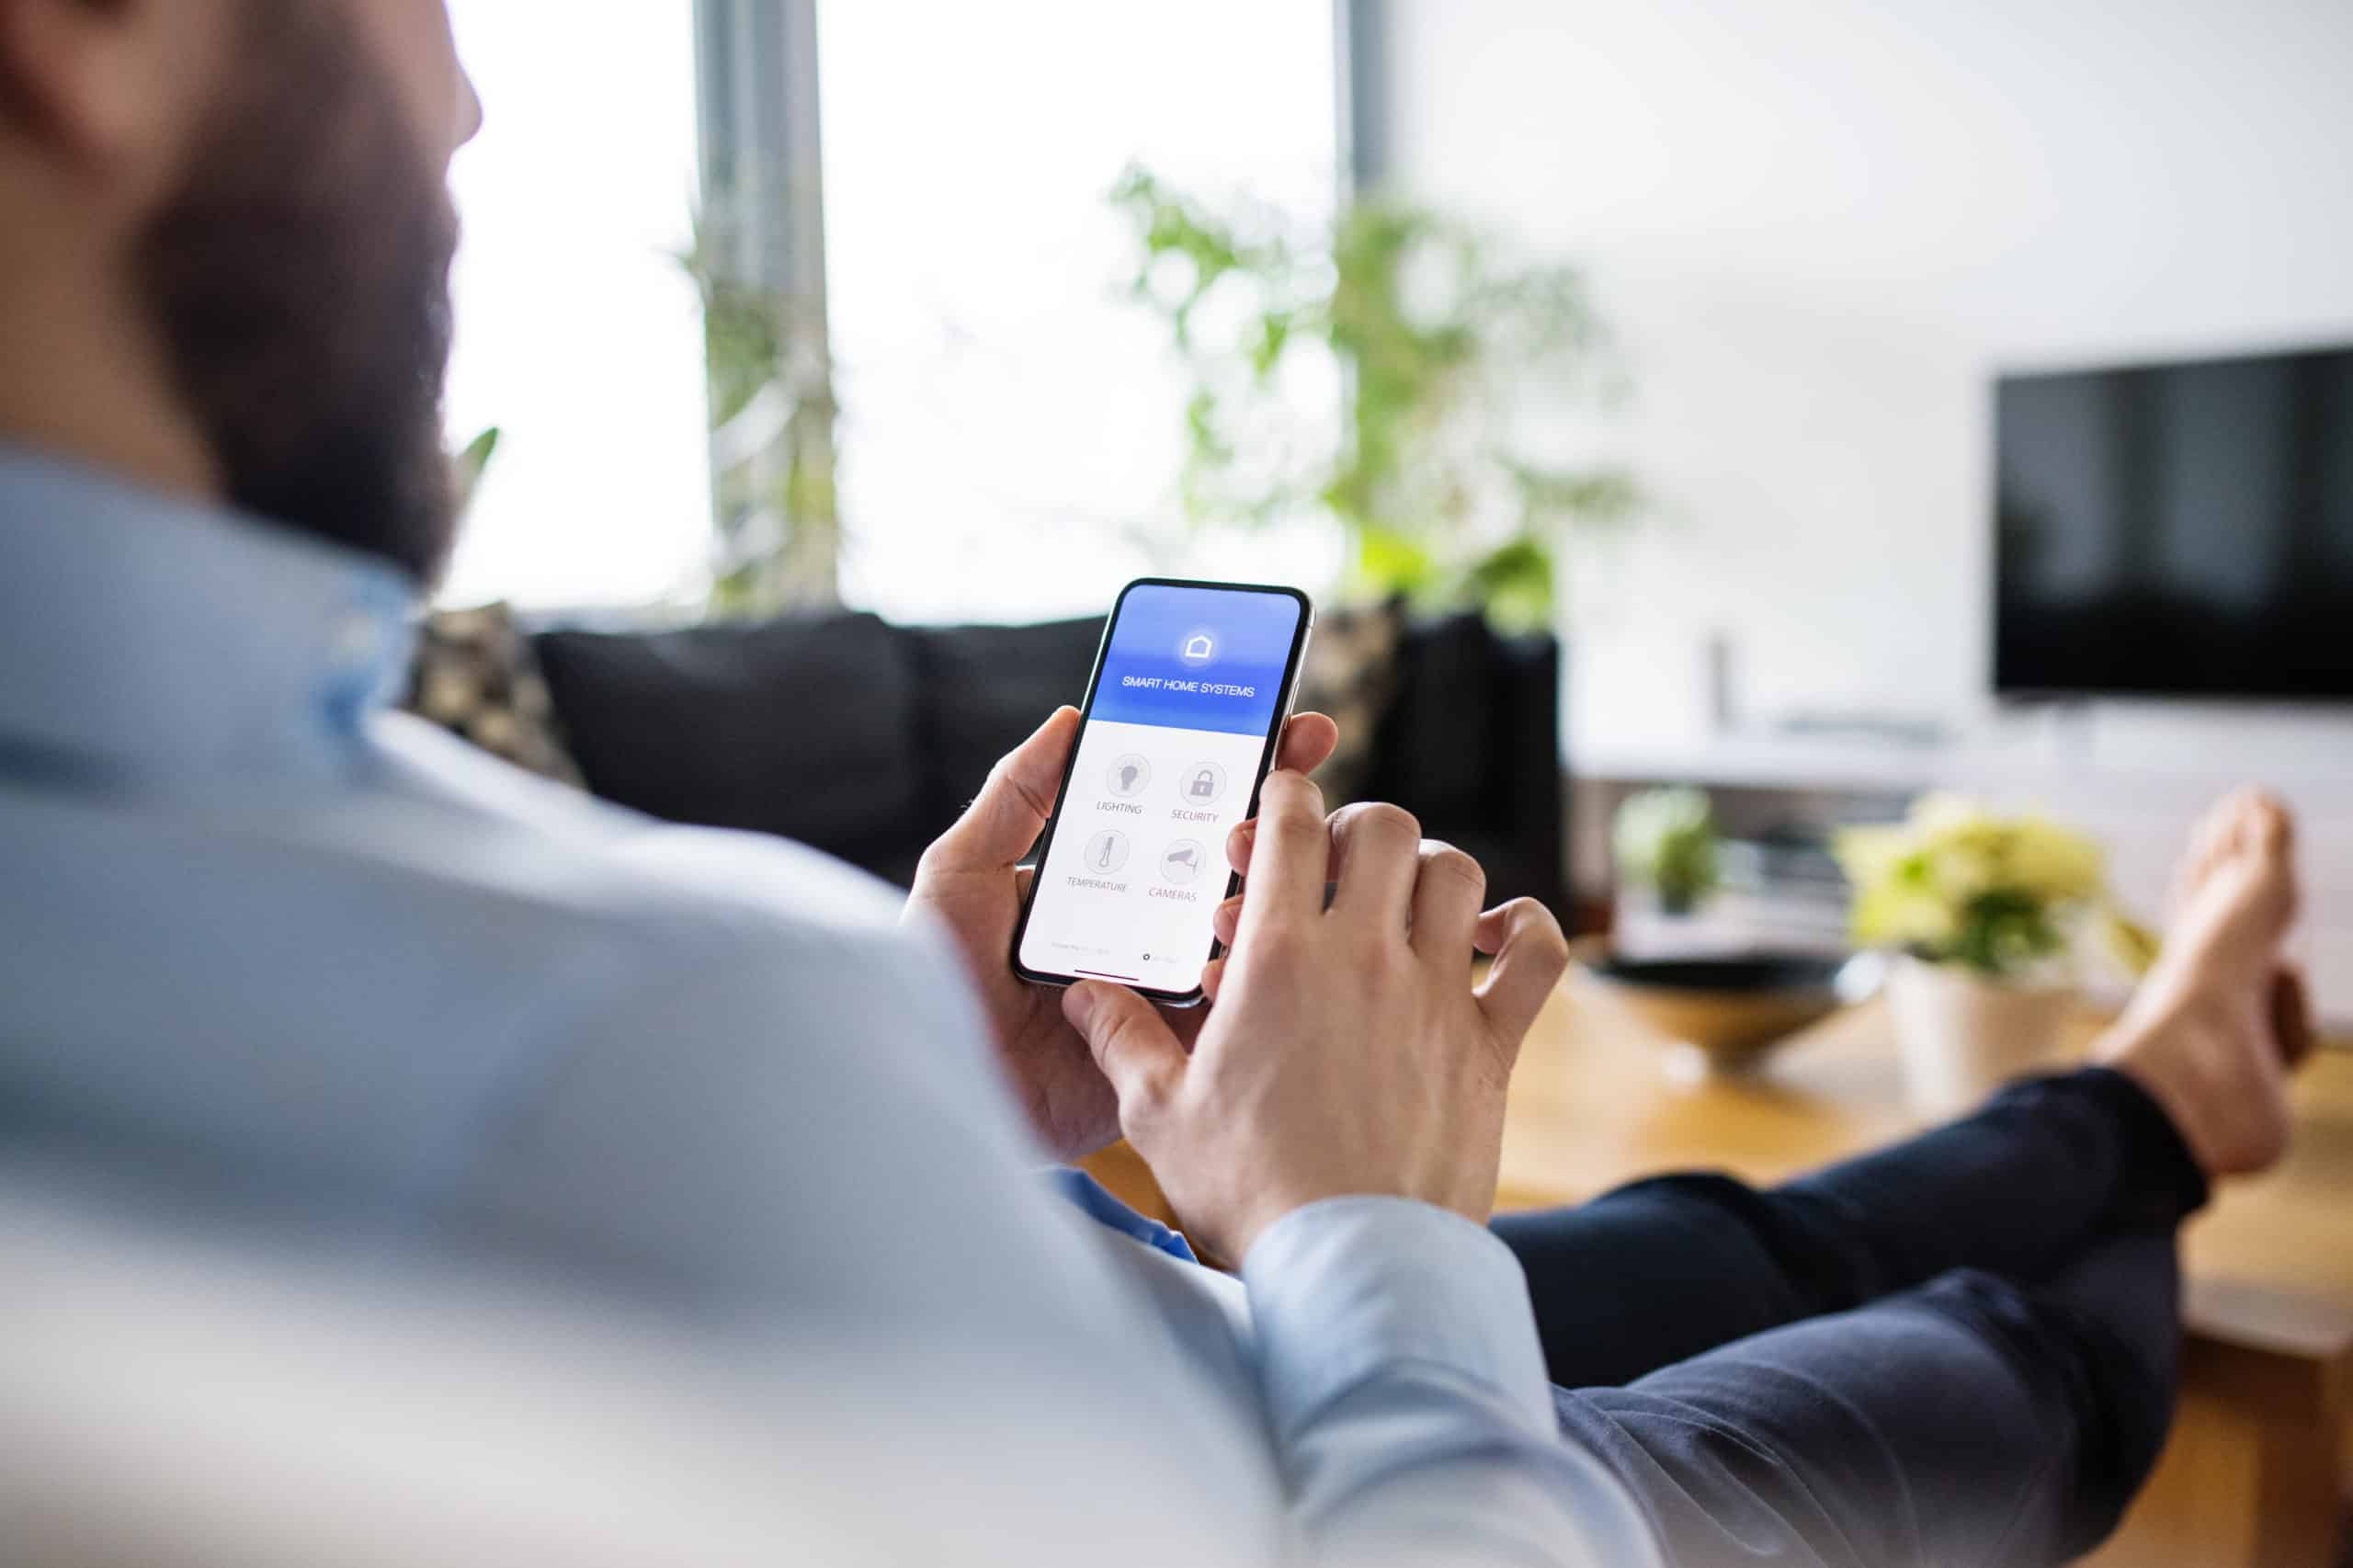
[451,912,1291,1565]
[1243,1197,1665,1567]
[450,819,1656,1567]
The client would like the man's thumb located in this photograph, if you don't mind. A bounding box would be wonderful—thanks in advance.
[1063,983,1183,1121]
[926,707,1079,873]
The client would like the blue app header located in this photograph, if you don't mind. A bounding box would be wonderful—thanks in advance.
[1088,584,1304,738]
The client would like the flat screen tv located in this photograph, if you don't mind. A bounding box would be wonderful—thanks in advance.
[1995,343,2353,702]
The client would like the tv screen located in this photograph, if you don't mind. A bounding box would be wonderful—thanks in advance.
[1995,344,2353,701]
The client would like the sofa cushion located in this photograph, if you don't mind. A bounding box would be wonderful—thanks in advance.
[532,613,921,860]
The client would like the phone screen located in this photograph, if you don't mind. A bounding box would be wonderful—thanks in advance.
[1012,578,1313,1004]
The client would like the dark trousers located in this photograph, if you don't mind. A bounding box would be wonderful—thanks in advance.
[1493,1067,2209,1568]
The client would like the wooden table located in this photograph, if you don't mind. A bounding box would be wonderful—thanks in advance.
[1499,979,2353,1568]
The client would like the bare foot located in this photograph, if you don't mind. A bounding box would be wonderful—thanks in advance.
[2096,790,2306,1177]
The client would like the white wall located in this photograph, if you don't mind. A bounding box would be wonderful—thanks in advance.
[1381,0,2353,756]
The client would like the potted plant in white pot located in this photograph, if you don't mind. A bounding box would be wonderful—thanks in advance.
[1836,796,2154,1117]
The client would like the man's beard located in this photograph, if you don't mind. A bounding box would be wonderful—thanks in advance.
[136,0,461,585]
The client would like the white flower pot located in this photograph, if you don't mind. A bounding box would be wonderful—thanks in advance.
[1885,956,2075,1118]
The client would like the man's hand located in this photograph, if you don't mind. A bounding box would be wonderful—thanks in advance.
[905,706,1340,1162]
[1059,772,1570,1264]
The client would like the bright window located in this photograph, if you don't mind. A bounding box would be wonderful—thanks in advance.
[817,1,1343,623]
[438,3,712,609]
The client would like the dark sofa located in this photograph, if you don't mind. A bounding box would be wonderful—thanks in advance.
[522,610,1567,911]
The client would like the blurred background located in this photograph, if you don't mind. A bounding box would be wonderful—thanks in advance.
[438,0,1343,619]
[412,0,2353,1022]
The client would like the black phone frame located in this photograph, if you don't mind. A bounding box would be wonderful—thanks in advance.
[1008,576,1316,1006]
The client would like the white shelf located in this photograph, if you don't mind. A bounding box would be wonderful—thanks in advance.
[1574,721,2353,798]
[1574,734,1946,793]
[1570,722,2353,1026]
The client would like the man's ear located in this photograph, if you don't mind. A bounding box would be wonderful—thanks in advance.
[0,0,228,175]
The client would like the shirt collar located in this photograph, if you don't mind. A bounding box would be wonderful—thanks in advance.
[0,444,420,781]
[1044,1166,1200,1266]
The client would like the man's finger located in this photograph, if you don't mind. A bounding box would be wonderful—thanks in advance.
[1063,983,1186,1132]
[1222,711,1336,877]
[1211,892,1245,948]
[1239,770,1330,927]
[921,708,1079,874]
[1199,955,1228,1004]
[1274,711,1339,777]
[1410,840,1487,960]
[1225,817,1256,876]
[1472,898,1572,1042]
[1325,802,1423,928]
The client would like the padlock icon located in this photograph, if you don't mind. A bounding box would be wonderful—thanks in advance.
[1190,767,1217,800]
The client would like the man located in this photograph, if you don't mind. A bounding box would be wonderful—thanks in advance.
[0,2,2313,1564]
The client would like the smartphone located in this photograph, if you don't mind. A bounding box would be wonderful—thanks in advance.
[1011,577,1315,1006]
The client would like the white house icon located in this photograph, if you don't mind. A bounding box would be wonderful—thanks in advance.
[1184,634,1214,660]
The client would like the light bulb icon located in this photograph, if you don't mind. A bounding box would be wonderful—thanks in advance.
[1107,755,1151,799]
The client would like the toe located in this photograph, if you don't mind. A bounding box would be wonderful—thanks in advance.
[2178,790,2298,910]
[2181,796,2242,895]
[2249,791,2295,861]
[2217,788,2268,858]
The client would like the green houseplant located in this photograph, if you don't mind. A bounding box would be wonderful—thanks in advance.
[1613,787,1722,916]
[676,192,841,617]
[1835,796,2153,978]
[450,426,501,517]
[1111,166,1636,631]
[1836,795,2154,1113]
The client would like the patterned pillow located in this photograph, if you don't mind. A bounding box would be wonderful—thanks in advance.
[402,603,586,787]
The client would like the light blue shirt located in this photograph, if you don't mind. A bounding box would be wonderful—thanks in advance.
[0,448,1657,1565]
